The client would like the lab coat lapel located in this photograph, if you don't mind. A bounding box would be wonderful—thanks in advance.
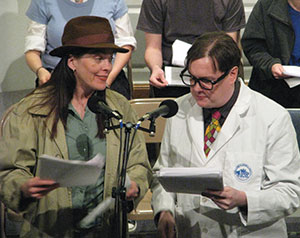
[187,102,208,164]
[205,80,251,161]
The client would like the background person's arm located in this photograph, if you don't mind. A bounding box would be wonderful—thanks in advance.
[144,32,168,88]
[24,20,51,85]
[106,45,133,88]
[226,31,239,43]
[241,2,282,80]
[25,50,51,85]
[107,13,136,88]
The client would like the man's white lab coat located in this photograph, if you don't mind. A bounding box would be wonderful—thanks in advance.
[152,80,300,237]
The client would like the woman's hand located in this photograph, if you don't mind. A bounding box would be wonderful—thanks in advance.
[21,177,59,199]
[126,180,140,200]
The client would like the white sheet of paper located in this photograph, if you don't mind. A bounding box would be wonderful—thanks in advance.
[283,65,300,77]
[37,153,105,187]
[156,167,223,194]
[283,66,300,88]
[165,66,187,87]
[284,77,300,88]
[171,39,192,66]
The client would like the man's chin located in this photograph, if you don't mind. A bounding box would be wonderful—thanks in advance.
[196,99,211,108]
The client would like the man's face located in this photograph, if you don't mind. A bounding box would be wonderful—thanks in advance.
[189,57,236,108]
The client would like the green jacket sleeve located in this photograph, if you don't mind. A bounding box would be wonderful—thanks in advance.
[0,103,38,214]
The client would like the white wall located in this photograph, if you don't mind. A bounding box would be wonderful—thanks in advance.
[0,0,35,92]
[0,0,258,93]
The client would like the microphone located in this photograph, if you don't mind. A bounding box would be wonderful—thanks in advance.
[87,95,122,120]
[138,99,178,122]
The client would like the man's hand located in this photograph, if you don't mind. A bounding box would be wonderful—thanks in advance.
[149,65,168,88]
[21,177,59,199]
[203,186,247,210]
[157,211,176,238]
[271,63,287,79]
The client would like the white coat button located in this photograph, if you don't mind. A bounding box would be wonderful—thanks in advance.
[203,227,208,233]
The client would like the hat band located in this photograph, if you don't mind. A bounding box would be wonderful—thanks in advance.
[65,33,114,46]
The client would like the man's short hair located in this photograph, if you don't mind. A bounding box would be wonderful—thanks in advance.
[185,31,241,73]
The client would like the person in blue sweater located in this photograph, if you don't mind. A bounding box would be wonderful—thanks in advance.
[24,0,136,99]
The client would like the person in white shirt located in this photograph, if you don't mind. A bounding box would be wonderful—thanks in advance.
[25,0,136,99]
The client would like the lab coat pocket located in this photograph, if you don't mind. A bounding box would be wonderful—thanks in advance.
[223,151,263,191]
[176,192,220,214]
[176,193,201,211]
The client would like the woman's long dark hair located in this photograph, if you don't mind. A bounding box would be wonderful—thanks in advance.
[29,49,106,139]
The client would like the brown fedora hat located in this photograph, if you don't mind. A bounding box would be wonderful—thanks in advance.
[50,16,129,57]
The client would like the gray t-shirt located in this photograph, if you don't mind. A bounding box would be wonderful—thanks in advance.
[137,0,246,65]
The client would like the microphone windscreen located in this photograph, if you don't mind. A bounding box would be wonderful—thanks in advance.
[159,100,178,118]
[87,95,101,114]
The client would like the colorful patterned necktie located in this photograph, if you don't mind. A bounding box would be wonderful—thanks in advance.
[204,111,221,156]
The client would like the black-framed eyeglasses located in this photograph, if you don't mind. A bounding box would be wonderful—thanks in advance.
[180,68,231,90]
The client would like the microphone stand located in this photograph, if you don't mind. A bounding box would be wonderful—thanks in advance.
[116,122,134,238]
[149,119,156,137]
[135,118,157,137]
[106,119,156,238]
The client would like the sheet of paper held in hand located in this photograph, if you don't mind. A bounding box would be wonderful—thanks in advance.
[164,66,187,87]
[171,39,192,67]
[156,167,223,194]
[283,65,300,88]
[164,39,192,87]
[37,153,105,187]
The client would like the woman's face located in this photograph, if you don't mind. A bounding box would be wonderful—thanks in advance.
[68,52,113,94]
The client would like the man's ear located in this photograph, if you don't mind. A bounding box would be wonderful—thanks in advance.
[67,55,76,71]
[229,66,239,83]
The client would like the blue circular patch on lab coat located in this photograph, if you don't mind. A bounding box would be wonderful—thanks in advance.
[234,163,252,182]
